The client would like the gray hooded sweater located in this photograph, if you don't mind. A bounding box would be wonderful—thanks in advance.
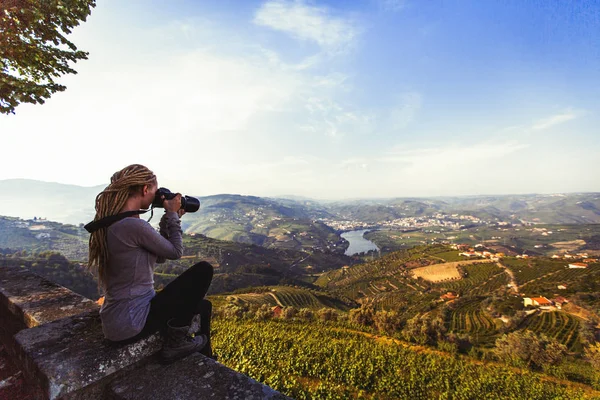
[99,211,182,341]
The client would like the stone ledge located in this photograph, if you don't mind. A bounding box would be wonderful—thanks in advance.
[108,353,291,400]
[0,266,290,400]
[12,311,162,399]
[0,266,99,329]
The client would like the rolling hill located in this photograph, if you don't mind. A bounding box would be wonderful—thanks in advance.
[0,215,356,296]
[181,194,345,252]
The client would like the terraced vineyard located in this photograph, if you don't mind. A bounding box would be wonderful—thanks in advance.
[502,258,568,286]
[520,263,600,296]
[519,311,583,353]
[314,245,445,299]
[433,262,505,295]
[470,271,510,296]
[500,257,600,304]
[425,248,465,262]
[315,246,512,317]
[448,297,502,346]
[223,286,352,311]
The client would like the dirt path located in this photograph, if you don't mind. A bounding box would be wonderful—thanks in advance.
[496,261,519,294]
[267,292,284,307]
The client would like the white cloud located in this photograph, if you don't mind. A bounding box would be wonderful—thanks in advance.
[254,0,360,52]
[302,96,373,139]
[3,2,596,199]
[531,110,580,131]
[0,2,367,195]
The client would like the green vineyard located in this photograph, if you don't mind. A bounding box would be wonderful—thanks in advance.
[224,286,351,310]
[502,258,568,286]
[519,311,583,353]
[213,318,594,399]
[448,298,502,346]
[433,263,505,295]
[519,264,600,297]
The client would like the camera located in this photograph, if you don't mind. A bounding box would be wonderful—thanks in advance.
[152,187,200,213]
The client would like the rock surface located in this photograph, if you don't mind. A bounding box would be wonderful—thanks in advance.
[13,311,162,399]
[0,266,290,400]
[0,266,99,328]
[108,353,291,400]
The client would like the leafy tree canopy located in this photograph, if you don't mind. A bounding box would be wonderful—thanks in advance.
[0,0,95,114]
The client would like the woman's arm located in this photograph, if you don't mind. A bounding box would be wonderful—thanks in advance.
[134,212,183,260]
[156,214,169,264]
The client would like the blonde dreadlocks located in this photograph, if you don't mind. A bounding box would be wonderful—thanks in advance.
[88,164,157,289]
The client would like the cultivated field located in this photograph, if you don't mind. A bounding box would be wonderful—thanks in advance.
[550,239,586,252]
[411,262,462,282]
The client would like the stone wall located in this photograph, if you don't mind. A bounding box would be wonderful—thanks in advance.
[0,265,290,400]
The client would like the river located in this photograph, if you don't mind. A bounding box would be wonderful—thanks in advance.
[341,229,380,256]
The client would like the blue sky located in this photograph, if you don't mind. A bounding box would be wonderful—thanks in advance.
[1,0,598,199]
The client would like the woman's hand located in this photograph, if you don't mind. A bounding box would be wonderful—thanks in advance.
[163,193,182,213]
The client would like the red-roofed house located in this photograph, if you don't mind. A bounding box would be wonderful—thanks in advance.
[523,297,553,307]
[440,292,459,302]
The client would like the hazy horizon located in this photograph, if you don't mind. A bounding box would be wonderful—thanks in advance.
[1,177,598,203]
[1,1,599,198]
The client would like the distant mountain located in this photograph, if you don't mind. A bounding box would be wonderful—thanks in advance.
[325,199,446,223]
[437,193,600,223]
[2,180,599,249]
[322,194,600,224]
[0,215,356,295]
[0,181,345,251]
[181,194,344,252]
[0,179,103,225]
[0,215,89,260]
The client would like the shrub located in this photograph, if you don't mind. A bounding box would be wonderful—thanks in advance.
[584,342,600,370]
[373,310,401,334]
[281,306,298,320]
[255,304,273,321]
[298,308,314,321]
[494,330,567,369]
[402,314,446,345]
[349,305,375,327]
[220,303,248,320]
[317,308,337,322]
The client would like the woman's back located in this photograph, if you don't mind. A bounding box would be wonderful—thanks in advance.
[100,214,182,341]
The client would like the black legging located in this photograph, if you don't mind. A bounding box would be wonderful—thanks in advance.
[118,261,214,356]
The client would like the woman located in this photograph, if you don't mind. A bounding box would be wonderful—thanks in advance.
[87,164,215,362]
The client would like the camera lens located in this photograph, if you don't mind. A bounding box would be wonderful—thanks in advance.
[183,196,200,212]
[152,188,200,212]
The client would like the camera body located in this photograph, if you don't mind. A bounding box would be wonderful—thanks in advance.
[152,187,200,213]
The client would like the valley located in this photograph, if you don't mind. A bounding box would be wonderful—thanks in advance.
[2,188,600,398]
